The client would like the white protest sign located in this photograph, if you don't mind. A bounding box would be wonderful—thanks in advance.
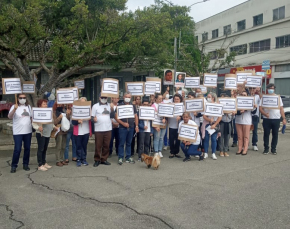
[204,103,223,117]
[152,115,166,128]
[125,82,144,96]
[184,77,200,88]
[173,103,184,117]
[72,100,92,120]
[2,78,22,94]
[224,74,237,90]
[74,80,85,89]
[178,123,199,142]
[236,71,254,84]
[218,98,237,113]
[184,98,204,112]
[158,103,175,118]
[203,73,217,87]
[236,96,255,110]
[261,95,280,109]
[245,75,262,87]
[139,106,155,120]
[57,89,74,104]
[22,82,35,94]
[32,107,53,123]
[117,105,135,119]
[146,77,161,93]
[101,78,119,97]
[199,86,207,94]
[144,82,156,95]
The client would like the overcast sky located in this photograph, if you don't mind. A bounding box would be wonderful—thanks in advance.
[126,0,248,22]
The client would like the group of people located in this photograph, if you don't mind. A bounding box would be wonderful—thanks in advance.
[8,83,286,173]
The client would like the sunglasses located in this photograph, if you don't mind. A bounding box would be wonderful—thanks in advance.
[100,97,107,99]
[19,97,26,99]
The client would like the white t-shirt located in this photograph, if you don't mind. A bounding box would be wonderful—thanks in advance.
[260,96,283,119]
[178,120,200,145]
[190,113,201,126]
[235,110,252,125]
[78,120,90,135]
[252,94,260,116]
[9,105,32,135]
[91,103,112,132]
[221,114,233,123]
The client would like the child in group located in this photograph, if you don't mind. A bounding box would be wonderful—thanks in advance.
[179,112,204,162]
[137,97,153,161]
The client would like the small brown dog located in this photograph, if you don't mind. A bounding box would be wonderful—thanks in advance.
[152,154,161,170]
[141,153,153,169]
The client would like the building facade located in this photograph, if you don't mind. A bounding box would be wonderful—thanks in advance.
[195,0,290,95]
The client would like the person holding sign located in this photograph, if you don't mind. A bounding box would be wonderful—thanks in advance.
[8,94,33,173]
[202,93,222,160]
[109,97,120,157]
[259,84,286,155]
[235,91,257,156]
[92,93,114,167]
[168,94,183,158]
[32,99,57,171]
[250,87,261,151]
[131,96,141,156]
[179,112,204,162]
[115,92,139,165]
[72,97,92,167]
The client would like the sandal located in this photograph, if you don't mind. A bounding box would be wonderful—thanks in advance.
[242,151,247,156]
[169,154,174,158]
[236,151,242,155]
[72,158,77,162]
[174,154,182,158]
[64,159,69,163]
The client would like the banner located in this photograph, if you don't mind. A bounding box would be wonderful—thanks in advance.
[236,71,254,84]
[158,103,175,118]
[117,105,135,119]
[224,74,237,90]
[173,103,184,117]
[22,81,35,94]
[144,82,156,95]
[125,82,144,96]
[236,96,255,110]
[56,89,74,104]
[152,115,166,128]
[218,98,237,113]
[178,123,199,142]
[139,106,155,120]
[184,77,200,88]
[245,75,262,87]
[58,87,79,100]
[2,78,22,94]
[74,80,85,89]
[184,98,204,112]
[204,103,223,117]
[32,107,53,124]
[261,94,280,109]
[101,78,119,97]
[146,77,161,93]
[203,73,217,87]
[72,100,92,120]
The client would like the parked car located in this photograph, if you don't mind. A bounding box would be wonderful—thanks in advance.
[281,95,290,108]
[284,107,290,123]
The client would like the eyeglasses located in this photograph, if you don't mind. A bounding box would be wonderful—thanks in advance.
[19,97,26,99]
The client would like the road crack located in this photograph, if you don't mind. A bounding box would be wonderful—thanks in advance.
[28,170,174,229]
[0,204,25,229]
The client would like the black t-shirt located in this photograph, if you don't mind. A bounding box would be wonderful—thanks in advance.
[117,102,137,128]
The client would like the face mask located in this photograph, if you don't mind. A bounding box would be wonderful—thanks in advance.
[268,89,274,94]
[165,94,169,99]
[124,98,131,103]
[19,99,26,105]
[100,98,107,103]
[207,98,212,103]
[196,93,199,96]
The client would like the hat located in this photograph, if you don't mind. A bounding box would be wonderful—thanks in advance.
[99,92,107,98]
[142,96,150,103]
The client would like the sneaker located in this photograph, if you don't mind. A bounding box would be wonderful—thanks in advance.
[263,149,269,155]
[38,165,48,171]
[272,150,277,155]
[118,158,123,165]
[231,143,237,147]
[219,152,224,157]
[159,152,164,158]
[76,160,82,167]
[204,153,208,159]
[126,157,135,164]
[212,153,217,160]
[224,152,229,157]
[138,158,141,162]
[163,146,167,150]
[44,163,52,169]
[195,155,199,158]
[82,160,89,166]
[253,146,258,151]
[183,157,191,162]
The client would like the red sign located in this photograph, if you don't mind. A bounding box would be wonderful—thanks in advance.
[230,65,272,79]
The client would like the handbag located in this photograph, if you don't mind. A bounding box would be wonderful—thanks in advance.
[61,114,70,132]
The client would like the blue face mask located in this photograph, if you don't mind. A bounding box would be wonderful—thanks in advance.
[268,89,274,94]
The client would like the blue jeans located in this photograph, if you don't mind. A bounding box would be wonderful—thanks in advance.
[12,133,32,168]
[153,128,166,152]
[252,116,259,146]
[109,128,119,155]
[64,131,76,160]
[180,143,201,158]
[75,134,89,161]
[204,124,218,154]
[118,127,134,160]
[233,119,238,144]
[163,128,169,146]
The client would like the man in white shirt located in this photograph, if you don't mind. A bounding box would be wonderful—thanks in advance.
[259,83,287,155]
[92,93,115,166]
[250,87,261,151]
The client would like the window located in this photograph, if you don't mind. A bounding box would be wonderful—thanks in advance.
[209,51,217,60]
[249,39,270,53]
[223,25,231,36]
[212,29,218,39]
[208,50,224,60]
[230,44,247,55]
[275,64,290,72]
[253,14,263,26]
[276,34,290,48]
[237,20,246,32]
[195,36,198,42]
[273,6,285,21]
[202,32,208,42]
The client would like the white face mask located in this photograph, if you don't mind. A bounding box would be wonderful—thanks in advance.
[207,98,212,103]
[100,98,107,104]
[196,93,199,96]
[165,94,169,99]
[19,99,26,105]
[124,98,131,103]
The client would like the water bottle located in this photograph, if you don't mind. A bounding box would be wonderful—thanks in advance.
[282,124,286,134]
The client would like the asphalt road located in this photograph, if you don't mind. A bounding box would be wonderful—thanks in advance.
[1,132,290,229]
